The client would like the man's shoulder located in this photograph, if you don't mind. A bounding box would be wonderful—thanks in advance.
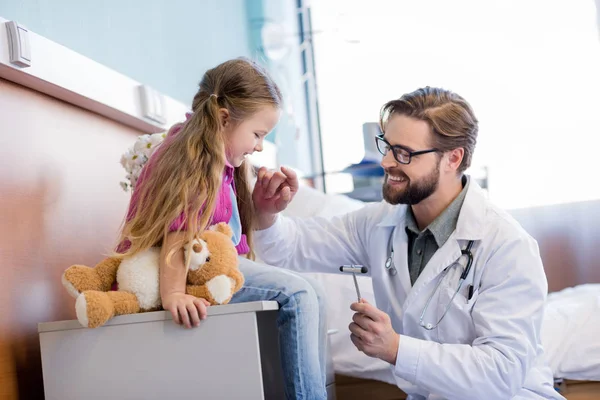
[482,197,537,246]
[348,200,407,230]
[478,196,547,290]
[363,200,402,214]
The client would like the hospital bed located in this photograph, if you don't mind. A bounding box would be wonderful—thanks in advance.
[279,184,600,400]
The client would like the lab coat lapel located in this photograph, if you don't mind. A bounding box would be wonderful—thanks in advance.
[403,179,487,309]
[375,206,413,301]
[390,225,412,298]
[404,238,461,310]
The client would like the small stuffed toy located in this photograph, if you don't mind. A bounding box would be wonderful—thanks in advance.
[61,223,244,328]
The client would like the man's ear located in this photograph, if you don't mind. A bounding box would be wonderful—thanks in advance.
[219,108,230,128]
[446,148,464,172]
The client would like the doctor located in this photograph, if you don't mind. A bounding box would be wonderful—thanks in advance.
[251,87,563,400]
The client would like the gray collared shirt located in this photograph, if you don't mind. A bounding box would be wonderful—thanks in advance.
[405,175,470,285]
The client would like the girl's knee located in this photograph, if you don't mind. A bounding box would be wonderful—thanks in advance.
[290,275,328,316]
[304,276,328,314]
[280,275,318,310]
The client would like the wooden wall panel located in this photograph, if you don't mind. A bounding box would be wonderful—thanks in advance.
[509,199,600,292]
[0,78,143,399]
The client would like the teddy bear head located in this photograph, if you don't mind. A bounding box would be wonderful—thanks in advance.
[184,222,239,286]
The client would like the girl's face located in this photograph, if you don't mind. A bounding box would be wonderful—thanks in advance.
[223,106,280,167]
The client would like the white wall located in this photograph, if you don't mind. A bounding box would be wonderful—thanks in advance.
[0,0,253,104]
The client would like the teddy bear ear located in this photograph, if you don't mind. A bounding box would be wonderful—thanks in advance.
[210,222,233,238]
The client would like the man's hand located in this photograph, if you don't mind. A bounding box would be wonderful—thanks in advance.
[252,166,299,229]
[349,299,400,365]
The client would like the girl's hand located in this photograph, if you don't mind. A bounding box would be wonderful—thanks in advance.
[162,292,210,328]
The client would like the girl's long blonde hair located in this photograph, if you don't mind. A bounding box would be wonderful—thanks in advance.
[116,58,282,266]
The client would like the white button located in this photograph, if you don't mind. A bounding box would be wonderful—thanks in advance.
[417,249,422,255]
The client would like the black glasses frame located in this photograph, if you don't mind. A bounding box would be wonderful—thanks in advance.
[375,134,439,165]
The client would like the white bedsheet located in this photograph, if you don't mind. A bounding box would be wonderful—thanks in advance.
[282,185,600,383]
[541,284,600,381]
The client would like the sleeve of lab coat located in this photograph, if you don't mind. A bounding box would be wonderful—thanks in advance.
[252,204,377,274]
[394,236,548,400]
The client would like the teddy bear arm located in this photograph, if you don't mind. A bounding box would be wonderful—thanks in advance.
[62,257,121,298]
[95,257,121,286]
[186,284,215,305]
[229,268,245,293]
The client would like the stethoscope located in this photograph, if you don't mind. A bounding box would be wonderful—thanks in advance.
[385,228,475,330]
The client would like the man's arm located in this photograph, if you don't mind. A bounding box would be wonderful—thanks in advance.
[254,208,372,274]
[252,165,371,273]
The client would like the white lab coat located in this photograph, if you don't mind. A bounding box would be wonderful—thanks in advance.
[254,180,564,400]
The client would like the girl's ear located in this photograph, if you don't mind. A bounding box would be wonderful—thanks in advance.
[219,108,230,128]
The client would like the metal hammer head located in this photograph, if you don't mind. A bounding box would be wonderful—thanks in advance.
[339,265,368,274]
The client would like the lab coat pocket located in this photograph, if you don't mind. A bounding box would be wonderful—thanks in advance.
[465,287,479,308]
[437,284,478,344]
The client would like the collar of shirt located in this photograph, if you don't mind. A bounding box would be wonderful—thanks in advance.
[223,160,234,185]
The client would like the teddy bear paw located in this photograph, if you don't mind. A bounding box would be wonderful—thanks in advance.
[62,272,81,299]
[75,291,114,328]
[206,275,235,305]
[62,265,106,298]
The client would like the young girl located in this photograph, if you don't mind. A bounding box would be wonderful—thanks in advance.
[115,58,328,399]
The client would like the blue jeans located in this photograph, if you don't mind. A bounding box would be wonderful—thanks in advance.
[230,257,328,400]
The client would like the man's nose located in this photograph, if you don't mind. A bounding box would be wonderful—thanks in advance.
[380,150,397,169]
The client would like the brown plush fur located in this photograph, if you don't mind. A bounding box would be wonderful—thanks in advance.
[63,257,120,295]
[80,291,141,328]
[62,222,243,328]
[185,224,245,299]
[186,268,244,305]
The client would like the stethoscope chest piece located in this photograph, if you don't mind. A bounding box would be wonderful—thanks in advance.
[385,255,397,276]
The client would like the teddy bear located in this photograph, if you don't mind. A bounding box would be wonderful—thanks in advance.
[61,223,244,328]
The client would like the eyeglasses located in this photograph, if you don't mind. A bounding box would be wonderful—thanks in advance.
[375,134,439,165]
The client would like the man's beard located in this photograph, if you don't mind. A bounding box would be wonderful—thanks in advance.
[382,160,441,205]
